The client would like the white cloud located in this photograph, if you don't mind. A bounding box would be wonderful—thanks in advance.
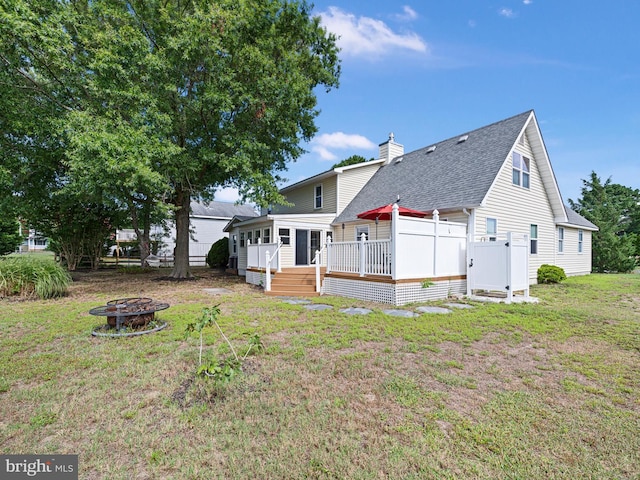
[523,0,533,4]
[395,5,418,21]
[498,8,516,18]
[311,132,376,161]
[319,6,428,57]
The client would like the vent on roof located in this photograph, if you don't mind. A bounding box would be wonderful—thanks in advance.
[457,135,469,143]
[395,156,403,163]
[426,145,437,153]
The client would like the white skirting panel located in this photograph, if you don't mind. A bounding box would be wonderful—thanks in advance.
[323,277,467,306]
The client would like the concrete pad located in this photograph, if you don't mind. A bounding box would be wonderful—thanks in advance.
[304,304,334,311]
[444,303,475,309]
[383,309,419,318]
[416,306,452,314]
[203,288,233,295]
[467,294,539,304]
[339,307,372,315]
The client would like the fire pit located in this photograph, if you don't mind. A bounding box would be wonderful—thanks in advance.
[89,297,170,335]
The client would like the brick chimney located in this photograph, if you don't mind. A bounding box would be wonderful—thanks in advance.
[379,132,404,164]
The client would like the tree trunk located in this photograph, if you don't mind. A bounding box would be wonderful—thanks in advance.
[170,186,192,278]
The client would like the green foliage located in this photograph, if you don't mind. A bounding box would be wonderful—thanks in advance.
[206,238,230,269]
[0,0,340,279]
[569,172,638,272]
[0,215,22,256]
[537,264,567,284]
[185,306,263,387]
[0,256,71,299]
[331,155,372,169]
[421,279,435,288]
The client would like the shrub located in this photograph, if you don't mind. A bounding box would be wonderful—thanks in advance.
[537,264,567,284]
[0,256,72,299]
[206,238,229,269]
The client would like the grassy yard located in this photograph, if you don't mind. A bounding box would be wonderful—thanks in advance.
[0,269,638,479]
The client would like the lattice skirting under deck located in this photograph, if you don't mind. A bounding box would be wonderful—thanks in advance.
[246,269,274,287]
[323,277,466,306]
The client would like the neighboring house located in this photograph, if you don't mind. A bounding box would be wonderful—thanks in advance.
[229,110,597,303]
[118,201,258,266]
[19,226,47,252]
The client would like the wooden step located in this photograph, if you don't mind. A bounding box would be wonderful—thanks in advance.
[264,267,326,297]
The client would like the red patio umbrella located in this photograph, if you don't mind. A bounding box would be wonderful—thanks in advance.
[356,204,427,221]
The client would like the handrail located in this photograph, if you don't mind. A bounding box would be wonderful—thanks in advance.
[265,242,283,291]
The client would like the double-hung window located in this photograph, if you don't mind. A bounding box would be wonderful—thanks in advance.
[263,228,271,244]
[232,234,237,254]
[356,225,369,241]
[512,152,530,188]
[558,227,564,253]
[486,218,497,241]
[530,224,538,254]
[278,228,290,245]
[314,184,323,209]
[578,230,583,253]
[240,232,245,247]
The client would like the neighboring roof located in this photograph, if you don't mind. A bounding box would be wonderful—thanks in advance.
[559,206,599,231]
[335,111,535,223]
[191,201,257,219]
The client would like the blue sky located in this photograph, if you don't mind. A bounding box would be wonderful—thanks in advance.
[217,1,640,205]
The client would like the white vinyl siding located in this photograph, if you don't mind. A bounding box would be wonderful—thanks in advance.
[554,228,593,276]
[475,133,557,282]
[272,176,338,214]
[337,163,383,214]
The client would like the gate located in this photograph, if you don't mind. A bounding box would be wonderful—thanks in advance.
[467,232,529,303]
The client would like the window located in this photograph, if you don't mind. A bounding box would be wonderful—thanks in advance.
[279,228,290,245]
[263,228,271,244]
[314,184,323,209]
[240,232,245,247]
[356,225,369,241]
[247,231,252,245]
[578,230,583,253]
[558,227,564,253]
[512,152,530,188]
[232,234,237,254]
[486,218,497,241]
[254,229,261,243]
[530,224,538,254]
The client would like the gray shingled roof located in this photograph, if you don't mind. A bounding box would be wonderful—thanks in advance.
[191,201,257,219]
[563,206,598,230]
[334,111,533,224]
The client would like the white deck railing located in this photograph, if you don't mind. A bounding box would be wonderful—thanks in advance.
[327,236,392,277]
[247,240,280,271]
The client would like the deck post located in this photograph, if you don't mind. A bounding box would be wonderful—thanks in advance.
[359,233,366,277]
[326,236,332,274]
[391,203,399,280]
[315,250,321,292]
[433,209,440,277]
[265,250,271,292]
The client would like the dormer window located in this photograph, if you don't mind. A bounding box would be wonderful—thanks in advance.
[512,152,530,188]
[314,184,323,209]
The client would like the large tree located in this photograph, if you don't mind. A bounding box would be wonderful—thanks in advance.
[0,0,340,278]
[569,172,637,273]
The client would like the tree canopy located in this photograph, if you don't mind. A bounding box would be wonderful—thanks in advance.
[569,172,638,273]
[331,155,372,169]
[1,0,340,277]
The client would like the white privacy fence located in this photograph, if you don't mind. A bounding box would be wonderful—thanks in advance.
[467,232,529,303]
[327,208,467,280]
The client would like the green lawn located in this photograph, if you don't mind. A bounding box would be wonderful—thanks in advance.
[0,271,638,479]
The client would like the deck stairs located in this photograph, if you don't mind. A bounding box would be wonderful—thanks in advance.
[265,267,326,297]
